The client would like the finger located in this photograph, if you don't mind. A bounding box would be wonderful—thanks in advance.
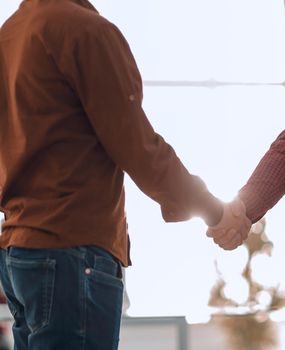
[207,228,226,238]
[240,218,252,240]
[220,232,243,250]
[213,228,237,246]
[207,228,226,239]
[240,227,249,241]
[222,240,243,251]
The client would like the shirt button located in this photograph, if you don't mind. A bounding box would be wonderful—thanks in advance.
[85,268,91,275]
[129,94,135,101]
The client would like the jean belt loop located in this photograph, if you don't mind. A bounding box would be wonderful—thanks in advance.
[85,246,95,269]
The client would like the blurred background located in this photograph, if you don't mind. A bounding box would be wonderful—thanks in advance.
[1,0,285,349]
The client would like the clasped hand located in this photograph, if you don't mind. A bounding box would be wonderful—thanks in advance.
[207,199,252,250]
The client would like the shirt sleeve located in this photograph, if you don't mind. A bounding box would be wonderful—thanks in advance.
[239,130,285,223]
[51,16,222,225]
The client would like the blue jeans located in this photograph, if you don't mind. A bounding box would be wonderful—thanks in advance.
[0,246,124,350]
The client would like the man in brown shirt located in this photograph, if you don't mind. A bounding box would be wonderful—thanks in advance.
[0,0,251,348]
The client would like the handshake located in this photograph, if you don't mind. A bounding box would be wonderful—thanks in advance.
[206,198,252,250]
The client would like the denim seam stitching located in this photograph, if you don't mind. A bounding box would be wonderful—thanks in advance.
[80,257,87,350]
[30,259,56,333]
[43,260,56,331]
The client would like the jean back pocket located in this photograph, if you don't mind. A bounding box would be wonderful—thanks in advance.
[7,255,56,333]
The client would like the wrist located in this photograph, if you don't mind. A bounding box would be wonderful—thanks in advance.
[238,189,260,224]
[195,191,224,226]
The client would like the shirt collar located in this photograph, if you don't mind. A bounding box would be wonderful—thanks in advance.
[68,0,98,12]
[20,0,99,13]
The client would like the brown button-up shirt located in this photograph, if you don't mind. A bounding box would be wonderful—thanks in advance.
[0,0,222,266]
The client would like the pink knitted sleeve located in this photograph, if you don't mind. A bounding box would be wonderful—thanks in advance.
[239,130,285,223]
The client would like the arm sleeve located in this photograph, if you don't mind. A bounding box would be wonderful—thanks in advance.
[53,17,222,225]
[239,130,285,223]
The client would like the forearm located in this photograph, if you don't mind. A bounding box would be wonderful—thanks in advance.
[107,106,223,225]
[238,130,285,223]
